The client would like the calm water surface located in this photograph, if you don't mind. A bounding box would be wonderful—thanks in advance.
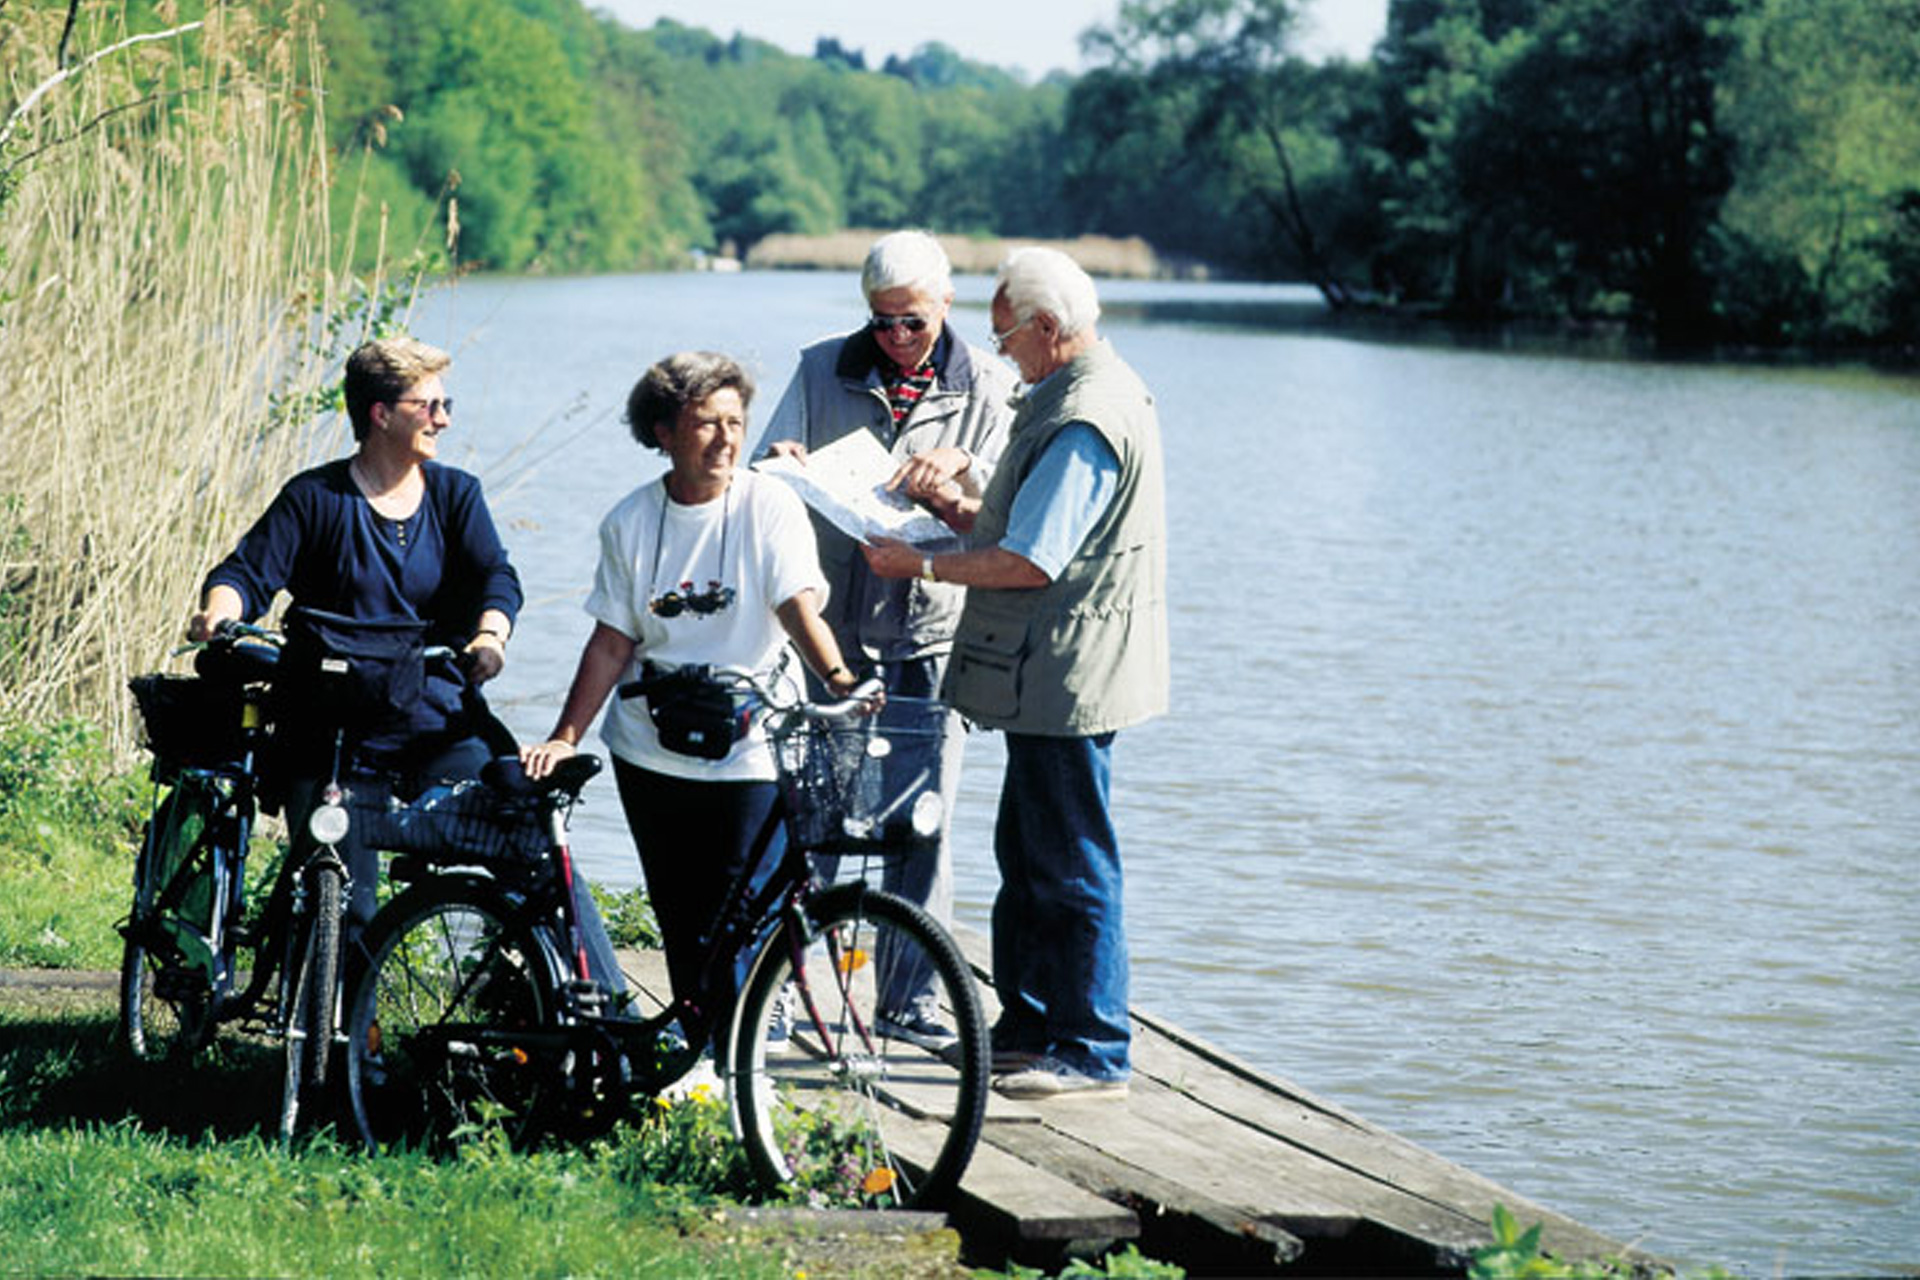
[412,273,1919,1277]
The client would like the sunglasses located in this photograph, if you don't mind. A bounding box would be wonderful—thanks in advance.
[650,581,736,618]
[393,397,455,416]
[869,313,932,334]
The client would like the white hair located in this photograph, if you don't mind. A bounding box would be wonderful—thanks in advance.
[995,246,1101,338]
[862,230,953,300]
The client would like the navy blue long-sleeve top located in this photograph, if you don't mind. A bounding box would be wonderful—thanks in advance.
[204,459,523,748]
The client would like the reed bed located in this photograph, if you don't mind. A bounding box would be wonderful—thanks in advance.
[0,4,351,751]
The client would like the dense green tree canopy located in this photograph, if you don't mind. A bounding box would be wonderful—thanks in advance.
[271,0,1920,351]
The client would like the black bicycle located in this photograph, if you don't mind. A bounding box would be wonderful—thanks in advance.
[341,666,990,1209]
[121,622,281,1062]
[120,620,460,1139]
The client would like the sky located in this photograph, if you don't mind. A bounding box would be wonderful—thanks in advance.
[590,0,1390,80]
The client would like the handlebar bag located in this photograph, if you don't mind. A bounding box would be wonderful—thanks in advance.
[644,663,749,761]
[278,606,429,738]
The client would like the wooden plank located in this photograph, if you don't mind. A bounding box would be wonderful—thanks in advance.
[984,1118,1306,1268]
[948,1132,1140,1248]
[952,925,1645,1268]
[1125,1009,1641,1265]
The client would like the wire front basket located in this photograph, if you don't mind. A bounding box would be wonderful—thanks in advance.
[348,775,548,870]
[769,696,950,857]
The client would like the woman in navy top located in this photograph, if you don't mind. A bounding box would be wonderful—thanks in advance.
[187,336,521,935]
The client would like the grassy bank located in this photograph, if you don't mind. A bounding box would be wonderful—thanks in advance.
[0,1004,973,1278]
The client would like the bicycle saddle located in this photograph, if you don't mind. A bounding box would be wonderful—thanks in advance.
[480,753,603,798]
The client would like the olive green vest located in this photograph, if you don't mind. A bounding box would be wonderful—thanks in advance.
[946,340,1169,736]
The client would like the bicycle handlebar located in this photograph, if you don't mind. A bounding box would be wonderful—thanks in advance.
[617,663,884,725]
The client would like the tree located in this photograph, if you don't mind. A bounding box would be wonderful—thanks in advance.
[1457,0,1737,346]
[1075,0,1368,296]
[1718,0,1920,341]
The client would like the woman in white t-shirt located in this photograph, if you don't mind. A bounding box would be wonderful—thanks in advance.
[522,351,863,1033]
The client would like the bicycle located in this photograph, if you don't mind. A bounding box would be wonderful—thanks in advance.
[121,621,281,1062]
[120,619,461,1139]
[341,666,990,1208]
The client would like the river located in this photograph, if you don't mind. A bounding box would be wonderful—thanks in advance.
[408,271,1919,1276]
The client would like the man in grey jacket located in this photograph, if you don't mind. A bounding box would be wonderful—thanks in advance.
[756,230,1014,1047]
[864,247,1168,1100]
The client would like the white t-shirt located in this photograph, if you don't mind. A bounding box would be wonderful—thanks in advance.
[585,470,828,781]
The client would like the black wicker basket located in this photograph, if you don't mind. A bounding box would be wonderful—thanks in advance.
[129,674,249,768]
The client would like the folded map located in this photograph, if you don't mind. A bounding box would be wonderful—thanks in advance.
[753,431,958,549]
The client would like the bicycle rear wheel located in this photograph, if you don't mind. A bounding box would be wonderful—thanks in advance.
[343,877,566,1153]
[120,934,207,1061]
[119,793,214,1061]
[730,881,988,1209]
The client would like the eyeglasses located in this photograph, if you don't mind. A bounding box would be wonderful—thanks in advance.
[990,315,1033,353]
[394,397,454,417]
[869,313,932,334]
[649,581,736,618]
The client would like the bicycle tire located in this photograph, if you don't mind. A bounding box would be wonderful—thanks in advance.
[730,881,988,1209]
[343,877,567,1154]
[119,795,212,1061]
[303,863,343,1090]
[120,936,207,1061]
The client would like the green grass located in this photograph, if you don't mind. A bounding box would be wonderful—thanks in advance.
[0,718,145,970]
[0,1010,924,1278]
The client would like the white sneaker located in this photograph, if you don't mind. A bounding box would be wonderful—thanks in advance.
[662,1054,722,1102]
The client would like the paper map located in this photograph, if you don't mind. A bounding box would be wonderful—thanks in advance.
[753,431,957,548]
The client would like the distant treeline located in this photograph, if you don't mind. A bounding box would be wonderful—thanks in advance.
[307,0,1915,353]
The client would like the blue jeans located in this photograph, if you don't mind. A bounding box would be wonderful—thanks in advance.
[991,732,1130,1081]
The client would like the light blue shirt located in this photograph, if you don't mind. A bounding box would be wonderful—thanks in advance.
[1000,423,1120,580]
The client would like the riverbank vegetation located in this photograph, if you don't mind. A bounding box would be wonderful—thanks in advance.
[0,1,377,740]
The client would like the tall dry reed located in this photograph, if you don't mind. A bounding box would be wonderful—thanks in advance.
[0,3,354,751]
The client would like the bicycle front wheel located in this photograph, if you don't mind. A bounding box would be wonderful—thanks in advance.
[344,877,566,1153]
[730,882,988,1209]
[278,861,343,1138]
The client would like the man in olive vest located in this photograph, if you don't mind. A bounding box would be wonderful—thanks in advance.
[865,247,1169,1099]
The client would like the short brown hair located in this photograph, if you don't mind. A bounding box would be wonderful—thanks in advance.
[344,337,451,441]
[625,351,755,450]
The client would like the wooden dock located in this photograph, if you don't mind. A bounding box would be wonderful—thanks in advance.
[616,930,1657,1275]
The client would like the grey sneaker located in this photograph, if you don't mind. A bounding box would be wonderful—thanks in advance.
[990,1047,1046,1073]
[875,1007,959,1053]
[991,1056,1128,1101]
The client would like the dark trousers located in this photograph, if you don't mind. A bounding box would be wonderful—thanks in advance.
[612,759,785,1043]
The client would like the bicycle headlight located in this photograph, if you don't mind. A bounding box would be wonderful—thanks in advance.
[308,802,350,845]
[910,790,944,837]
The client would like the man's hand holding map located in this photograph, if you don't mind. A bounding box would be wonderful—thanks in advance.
[754,430,961,548]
